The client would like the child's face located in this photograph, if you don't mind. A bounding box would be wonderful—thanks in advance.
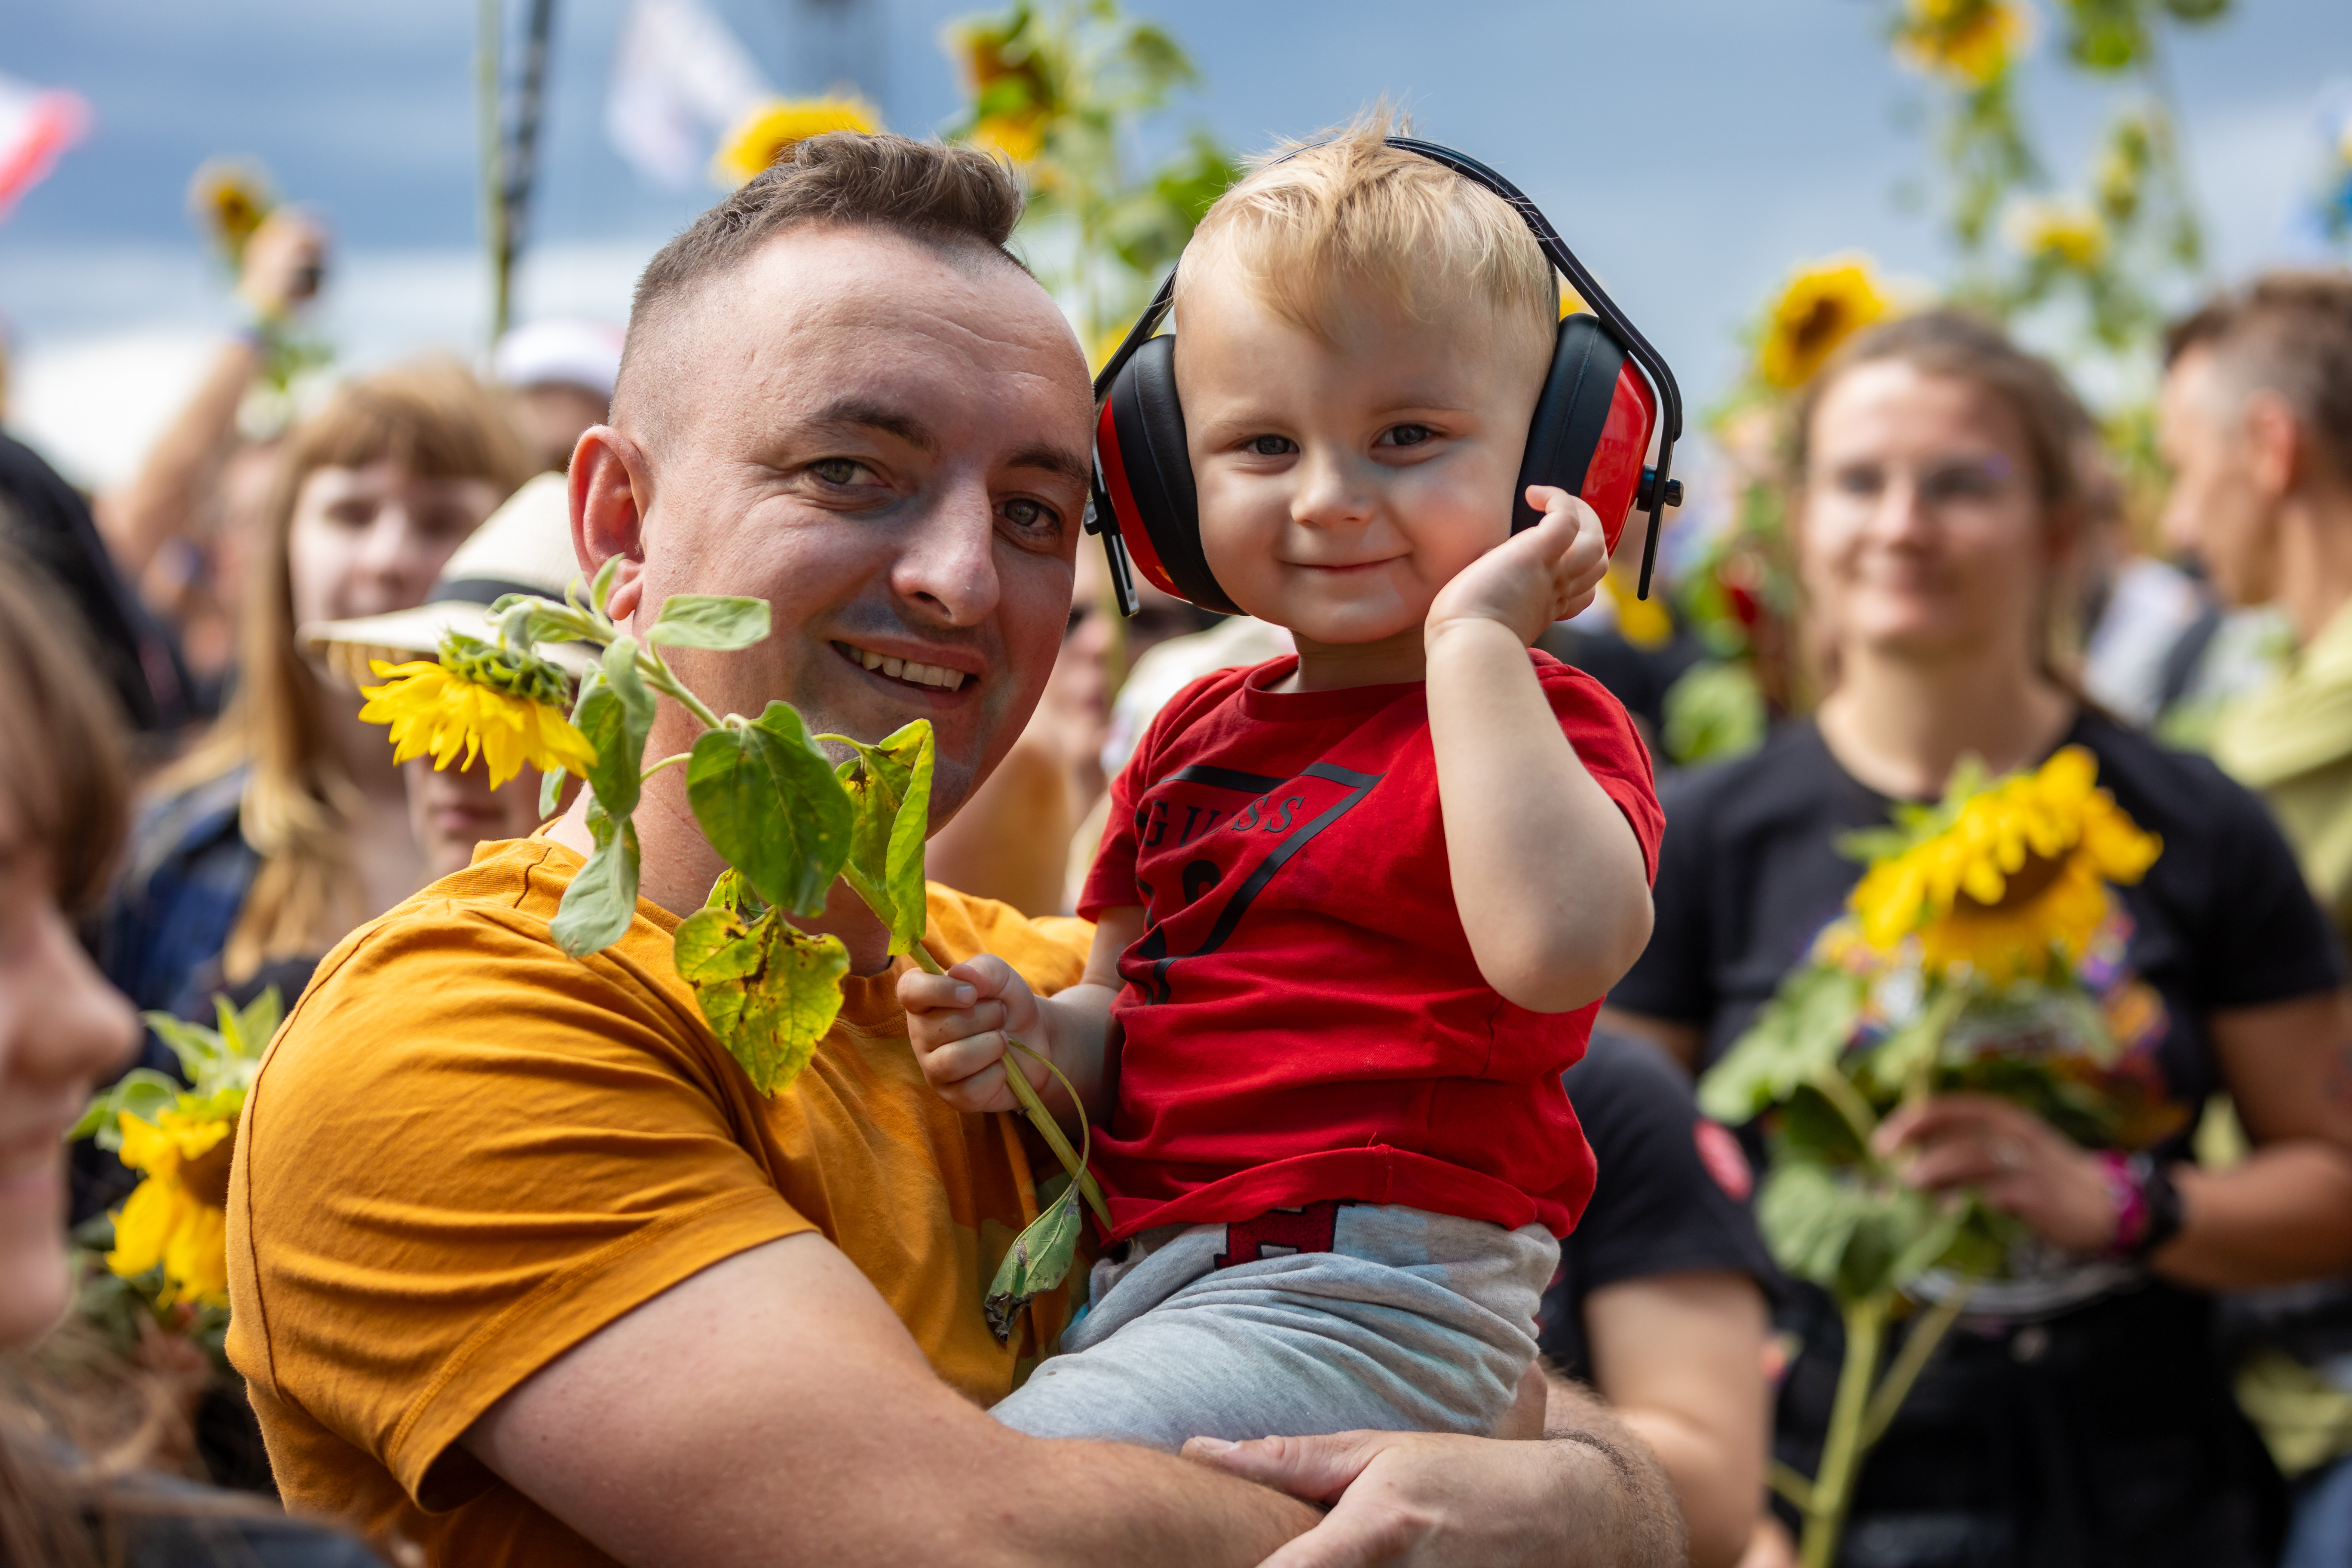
[1175,270,1547,648]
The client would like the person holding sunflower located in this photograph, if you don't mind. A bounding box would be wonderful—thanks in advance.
[1603,309,2352,1568]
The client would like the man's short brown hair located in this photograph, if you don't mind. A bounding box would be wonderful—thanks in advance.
[617,134,1027,437]
[2165,270,2352,485]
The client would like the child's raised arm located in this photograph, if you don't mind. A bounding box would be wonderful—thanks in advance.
[898,906,1144,1129]
[1423,487,1654,1013]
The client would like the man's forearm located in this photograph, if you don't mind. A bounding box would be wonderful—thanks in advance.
[1544,1374,1689,1568]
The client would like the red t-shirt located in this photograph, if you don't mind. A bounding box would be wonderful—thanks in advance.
[1078,651,1664,1245]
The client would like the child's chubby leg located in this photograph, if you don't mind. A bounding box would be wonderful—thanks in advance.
[989,1205,1559,1455]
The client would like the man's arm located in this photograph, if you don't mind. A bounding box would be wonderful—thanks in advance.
[464,1233,1316,1568]
[1582,1270,1770,1568]
[1182,1375,1685,1568]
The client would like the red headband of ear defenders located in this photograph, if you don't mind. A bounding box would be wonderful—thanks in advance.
[1084,136,1684,619]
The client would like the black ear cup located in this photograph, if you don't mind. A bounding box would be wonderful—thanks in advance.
[1514,316,1626,534]
[1097,337,1241,614]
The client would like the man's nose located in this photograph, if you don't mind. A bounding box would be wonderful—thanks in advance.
[889,481,1001,627]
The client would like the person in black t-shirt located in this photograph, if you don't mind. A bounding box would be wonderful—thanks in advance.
[1604,311,2352,1568]
[1542,1030,1776,1568]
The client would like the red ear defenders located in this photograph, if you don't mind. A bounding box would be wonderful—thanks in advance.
[1086,136,1684,618]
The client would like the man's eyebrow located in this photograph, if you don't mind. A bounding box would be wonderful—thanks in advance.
[1004,442,1093,486]
[808,398,937,451]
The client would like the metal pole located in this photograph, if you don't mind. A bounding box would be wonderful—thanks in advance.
[503,0,558,333]
[477,0,507,343]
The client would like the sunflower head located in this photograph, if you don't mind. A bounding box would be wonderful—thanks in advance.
[2007,198,2110,270]
[1894,0,2032,86]
[186,157,275,260]
[358,631,594,790]
[713,96,885,188]
[1847,745,2161,983]
[951,10,1060,164]
[107,1110,236,1308]
[1759,255,1891,391]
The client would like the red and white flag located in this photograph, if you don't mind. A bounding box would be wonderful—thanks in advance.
[0,74,89,224]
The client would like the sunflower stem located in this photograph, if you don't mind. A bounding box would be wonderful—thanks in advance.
[1862,1279,1976,1446]
[898,922,1109,1230]
[639,751,691,783]
[1810,1064,1886,1171]
[636,645,724,732]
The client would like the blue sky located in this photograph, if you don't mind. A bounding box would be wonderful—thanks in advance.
[5,0,2349,484]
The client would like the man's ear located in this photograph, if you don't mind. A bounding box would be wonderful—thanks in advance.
[2244,391,2303,503]
[571,426,653,624]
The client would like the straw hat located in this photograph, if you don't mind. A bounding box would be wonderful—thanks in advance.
[302,472,600,689]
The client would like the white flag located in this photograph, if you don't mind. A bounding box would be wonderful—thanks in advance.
[0,74,90,224]
[606,0,772,189]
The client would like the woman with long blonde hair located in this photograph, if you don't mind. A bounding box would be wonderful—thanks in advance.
[101,358,530,1024]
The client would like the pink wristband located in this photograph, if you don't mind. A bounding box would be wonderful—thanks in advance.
[2098,1149,2149,1258]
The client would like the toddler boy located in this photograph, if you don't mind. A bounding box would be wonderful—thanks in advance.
[901,119,1663,1452]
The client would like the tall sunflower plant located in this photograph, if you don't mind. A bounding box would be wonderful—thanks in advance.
[1698,745,2168,1568]
[355,564,1108,1338]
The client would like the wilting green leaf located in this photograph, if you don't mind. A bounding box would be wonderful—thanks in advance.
[589,555,622,618]
[217,987,283,1066]
[647,594,771,651]
[686,703,853,916]
[673,894,851,1095]
[1697,966,1867,1124]
[983,1185,1085,1344]
[551,803,642,957]
[834,719,934,953]
[575,637,657,821]
[1759,1157,1953,1304]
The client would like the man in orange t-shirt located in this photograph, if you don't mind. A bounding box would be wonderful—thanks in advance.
[227,134,1681,1568]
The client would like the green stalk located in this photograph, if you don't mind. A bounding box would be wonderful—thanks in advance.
[1862,1281,1976,1446]
[1802,1293,1891,1568]
[1810,1065,1885,1167]
[640,751,691,783]
[901,934,1112,1231]
[637,644,724,732]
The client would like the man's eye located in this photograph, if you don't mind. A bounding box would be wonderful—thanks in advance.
[1247,435,1296,457]
[1002,497,1057,532]
[1831,466,1884,499]
[811,458,869,486]
[1379,424,1433,448]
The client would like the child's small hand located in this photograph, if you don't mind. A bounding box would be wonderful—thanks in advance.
[1425,485,1611,647]
[899,956,1053,1115]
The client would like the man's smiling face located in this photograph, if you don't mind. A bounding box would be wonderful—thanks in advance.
[613,225,1093,820]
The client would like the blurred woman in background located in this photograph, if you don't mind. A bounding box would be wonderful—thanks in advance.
[100,358,530,1026]
[1606,311,2352,1568]
[0,555,376,1565]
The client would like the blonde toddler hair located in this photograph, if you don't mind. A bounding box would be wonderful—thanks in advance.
[1174,109,1556,371]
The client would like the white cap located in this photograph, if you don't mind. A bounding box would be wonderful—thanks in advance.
[301,473,600,686]
[492,317,625,400]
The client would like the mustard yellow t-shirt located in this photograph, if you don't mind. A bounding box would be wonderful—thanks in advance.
[225,837,1091,1565]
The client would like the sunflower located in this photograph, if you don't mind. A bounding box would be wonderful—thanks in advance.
[2007,198,2110,270]
[359,631,594,790]
[1758,255,1890,391]
[713,96,884,188]
[107,1112,235,1308]
[952,14,1058,164]
[186,157,274,261]
[1894,0,2032,87]
[1849,745,2161,983]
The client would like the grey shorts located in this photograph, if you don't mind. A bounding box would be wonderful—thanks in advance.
[990,1200,1558,1453]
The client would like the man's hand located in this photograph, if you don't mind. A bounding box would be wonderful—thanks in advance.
[1184,1417,1684,1568]
[1424,486,1609,650]
[900,956,1055,1115]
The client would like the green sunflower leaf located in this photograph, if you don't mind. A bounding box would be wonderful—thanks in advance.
[673,897,851,1095]
[833,719,935,954]
[573,637,656,822]
[686,702,853,917]
[1697,965,1867,1124]
[647,594,772,651]
[983,1185,1085,1344]
[551,801,641,958]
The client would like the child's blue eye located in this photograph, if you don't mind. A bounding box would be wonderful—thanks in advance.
[1248,435,1296,456]
[1380,424,1433,448]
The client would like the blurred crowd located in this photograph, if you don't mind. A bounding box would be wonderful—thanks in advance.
[6,172,2352,1568]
